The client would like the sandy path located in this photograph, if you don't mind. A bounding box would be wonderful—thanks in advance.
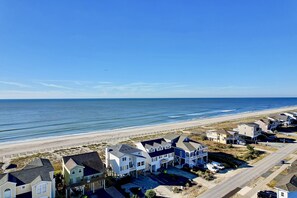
[0,106,296,160]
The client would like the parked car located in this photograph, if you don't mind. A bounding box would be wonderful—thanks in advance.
[206,163,218,173]
[211,161,225,170]
[257,190,276,198]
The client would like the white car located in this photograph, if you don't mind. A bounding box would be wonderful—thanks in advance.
[211,161,225,170]
[206,163,219,173]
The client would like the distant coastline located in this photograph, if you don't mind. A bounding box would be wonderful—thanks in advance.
[0,98,297,143]
[0,105,297,159]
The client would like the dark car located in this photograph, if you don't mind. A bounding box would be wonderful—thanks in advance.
[257,190,277,198]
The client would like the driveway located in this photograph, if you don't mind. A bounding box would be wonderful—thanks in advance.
[199,143,297,198]
[166,167,197,179]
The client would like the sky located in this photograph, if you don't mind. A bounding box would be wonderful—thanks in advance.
[0,1,296,99]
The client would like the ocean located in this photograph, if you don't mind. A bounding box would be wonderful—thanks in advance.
[0,98,297,143]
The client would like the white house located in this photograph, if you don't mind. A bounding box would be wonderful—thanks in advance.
[236,123,262,141]
[275,174,297,198]
[105,144,146,178]
[0,158,55,198]
[136,138,174,172]
[164,134,208,168]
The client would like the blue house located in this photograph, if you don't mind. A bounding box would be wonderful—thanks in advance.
[164,134,208,168]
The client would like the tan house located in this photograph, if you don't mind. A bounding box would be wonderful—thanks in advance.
[0,158,55,198]
[236,123,262,141]
[206,129,238,144]
[62,152,106,197]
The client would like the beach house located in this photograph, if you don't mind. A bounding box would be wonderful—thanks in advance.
[164,134,208,168]
[0,158,55,198]
[236,123,262,141]
[275,174,297,198]
[62,152,106,197]
[105,144,146,178]
[206,129,238,144]
[255,118,279,133]
[136,138,174,172]
[269,114,295,127]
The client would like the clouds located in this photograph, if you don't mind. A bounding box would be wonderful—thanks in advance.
[0,81,31,88]
[39,82,72,90]
[0,79,294,99]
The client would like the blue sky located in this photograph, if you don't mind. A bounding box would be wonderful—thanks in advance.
[0,1,296,98]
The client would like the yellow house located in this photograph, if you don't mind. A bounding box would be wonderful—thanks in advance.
[62,152,106,198]
[206,129,238,144]
[0,158,55,198]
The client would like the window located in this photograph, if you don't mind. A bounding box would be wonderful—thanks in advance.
[72,171,75,174]
[36,183,47,194]
[79,169,82,173]
[122,157,127,161]
[164,154,167,157]
[159,156,162,159]
[141,161,145,166]
[186,152,189,157]
[4,189,11,198]
[280,192,285,197]
[137,162,141,167]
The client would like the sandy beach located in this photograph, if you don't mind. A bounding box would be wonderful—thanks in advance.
[1,105,297,160]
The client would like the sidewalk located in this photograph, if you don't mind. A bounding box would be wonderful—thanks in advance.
[240,154,297,198]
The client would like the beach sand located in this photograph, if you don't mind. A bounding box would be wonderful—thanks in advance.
[1,106,297,160]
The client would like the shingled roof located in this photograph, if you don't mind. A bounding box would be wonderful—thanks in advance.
[171,135,206,152]
[107,144,145,158]
[140,138,174,158]
[276,174,297,191]
[62,152,105,176]
[0,158,54,186]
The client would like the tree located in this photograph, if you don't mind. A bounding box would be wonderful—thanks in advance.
[145,189,156,198]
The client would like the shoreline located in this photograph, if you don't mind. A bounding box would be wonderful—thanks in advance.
[1,105,297,159]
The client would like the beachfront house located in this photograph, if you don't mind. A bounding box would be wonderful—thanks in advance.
[236,123,262,141]
[62,152,106,197]
[206,129,238,144]
[255,118,279,133]
[0,158,55,198]
[269,114,295,127]
[136,138,174,172]
[105,144,146,178]
[275,174,297,198]
[164,134,208,168]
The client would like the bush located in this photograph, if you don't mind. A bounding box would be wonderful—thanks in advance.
[172,187,181,193]
[145,189,156,198]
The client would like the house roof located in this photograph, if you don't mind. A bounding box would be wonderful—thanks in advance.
[276,174,297,192]
[242,123,259,127]
[164,134,180,141]
[0,158,54,186]
[140,138,174,158]
[140,138,169,148]
[171,135,206,152]
[62,152,105,176]
[107,144,145,158]
[256,119,271,125]
[270,114,289,121]
[148,148,174,158]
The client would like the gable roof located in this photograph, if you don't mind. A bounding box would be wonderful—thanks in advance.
[276,174,297,192]
[0,158,54,186]
[164,134,180,141]
[140,138,174,158]
[62,152,105,176]
[140,138,169,148]
[107,144,145,158]
[256,119,271,125]
[171,135,206,152]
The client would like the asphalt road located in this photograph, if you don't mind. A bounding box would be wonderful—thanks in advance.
[198,143,297,198]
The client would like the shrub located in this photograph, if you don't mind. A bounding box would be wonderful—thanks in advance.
[145,189,156,198]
